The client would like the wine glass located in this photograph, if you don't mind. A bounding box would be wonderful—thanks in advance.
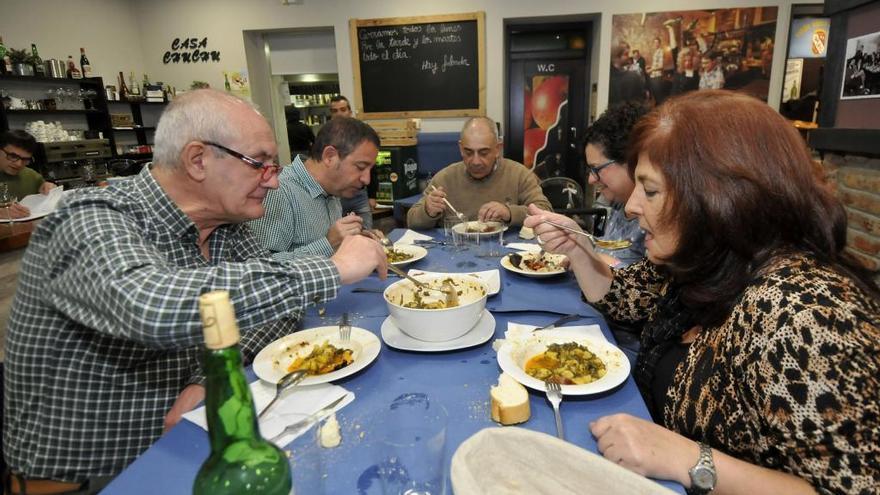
[0,183,15,236]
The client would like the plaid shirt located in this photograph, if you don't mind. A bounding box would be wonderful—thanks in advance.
[4,167,340,482]
[248,155,341,259]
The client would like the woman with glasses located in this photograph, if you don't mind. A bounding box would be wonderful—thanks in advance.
[526,91,879,493]
[0,130,57,219]
[584,102,649,269]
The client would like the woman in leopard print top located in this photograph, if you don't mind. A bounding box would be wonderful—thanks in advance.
[525,90,879,494]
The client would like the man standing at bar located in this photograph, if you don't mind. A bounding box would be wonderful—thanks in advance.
[249,116,380,258]
[407,116,551,228]
[3,89,387,494]
[330,95,379,229]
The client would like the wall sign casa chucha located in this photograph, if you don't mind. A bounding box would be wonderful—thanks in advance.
[163,37,220,64]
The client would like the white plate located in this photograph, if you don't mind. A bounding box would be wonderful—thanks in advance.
[500,252,567,278]
[496,327,630,396]
[381,310,496,352]
[253,326,380,385]
[388,243,428,266]
[451,221,507,236]
[407,269,501,296]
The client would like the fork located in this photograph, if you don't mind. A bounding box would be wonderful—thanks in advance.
[430,184,466,223]
[338,312,351,342]
[545,381,564,440]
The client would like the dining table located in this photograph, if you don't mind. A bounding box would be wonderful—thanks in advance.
[102,228,684,494]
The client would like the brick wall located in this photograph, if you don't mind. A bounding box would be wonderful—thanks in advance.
[822,152,880,282]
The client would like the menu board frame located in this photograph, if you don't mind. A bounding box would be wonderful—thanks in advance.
[349,11,486,119]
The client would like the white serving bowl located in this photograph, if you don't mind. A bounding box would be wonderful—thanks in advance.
[384,274,488,342]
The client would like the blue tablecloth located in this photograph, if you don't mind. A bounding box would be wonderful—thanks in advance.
[102,229,683,494]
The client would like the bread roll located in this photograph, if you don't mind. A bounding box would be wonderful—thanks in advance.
[490,373,530,425]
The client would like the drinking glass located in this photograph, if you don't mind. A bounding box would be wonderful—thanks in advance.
[478,229,505,257]
[442,215,459,239]
[273,412,326,495]
[379,394,448,495]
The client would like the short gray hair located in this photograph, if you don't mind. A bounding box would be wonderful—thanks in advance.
[152,89,263,168]
[460,116,500,142]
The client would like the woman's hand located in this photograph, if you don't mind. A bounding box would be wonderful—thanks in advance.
[590,413,697,486]
[523,204,588,258]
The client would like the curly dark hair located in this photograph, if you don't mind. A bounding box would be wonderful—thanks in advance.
[627,90,878,326]
[583,102,649,162]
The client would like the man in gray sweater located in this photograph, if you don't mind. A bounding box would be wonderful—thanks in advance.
[407,117,551,228]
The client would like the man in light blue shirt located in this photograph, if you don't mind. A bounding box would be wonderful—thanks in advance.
[249,117,380,259]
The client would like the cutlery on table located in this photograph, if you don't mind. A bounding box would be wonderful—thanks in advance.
[258,369,308,419]
[351,287,385,293]
[430,184,466,223]
[533,314,580,332]
[338,312,351,342]
[545,381,564,440]
[267,394,348,443]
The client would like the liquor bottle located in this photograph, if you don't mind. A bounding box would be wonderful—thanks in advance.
[224,72,231,91]
[193,291,292,495]
[0,36,9,74]
[129,71,140,96]
[31,43,45,77]
[142,72,150,88]
[80,48,92,78]
[118,71,129,100]
[66,55,82,79]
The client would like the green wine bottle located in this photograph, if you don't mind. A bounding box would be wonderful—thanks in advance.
[193,291,292,495]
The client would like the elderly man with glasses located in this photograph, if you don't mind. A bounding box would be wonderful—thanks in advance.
[0,130,57,219]
[3,89,388,494]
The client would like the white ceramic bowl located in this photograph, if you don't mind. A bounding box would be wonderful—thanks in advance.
[384,275,488,342]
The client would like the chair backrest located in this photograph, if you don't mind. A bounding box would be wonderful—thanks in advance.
[539,177,607,236]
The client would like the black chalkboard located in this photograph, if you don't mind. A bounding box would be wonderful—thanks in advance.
[350,12,485,118]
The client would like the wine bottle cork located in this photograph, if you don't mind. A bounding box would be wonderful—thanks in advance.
[199,290,241,349]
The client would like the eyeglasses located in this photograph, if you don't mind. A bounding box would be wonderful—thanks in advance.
[1,148,34,165]
[587,159,616,179]
[203,141,279,179]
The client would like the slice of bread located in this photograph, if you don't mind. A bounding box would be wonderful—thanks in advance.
[490,373,530,425]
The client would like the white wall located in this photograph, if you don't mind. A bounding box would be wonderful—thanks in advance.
[266,29,338,75]
[0,0,146,87]
[3,0,822,133]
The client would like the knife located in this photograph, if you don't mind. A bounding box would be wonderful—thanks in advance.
[267,394,349,443]
[533,314,580,332]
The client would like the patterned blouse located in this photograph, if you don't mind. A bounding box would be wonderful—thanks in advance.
[593,255,880,493]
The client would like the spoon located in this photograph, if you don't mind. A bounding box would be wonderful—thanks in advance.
[430,185,466,223]
[258,370,308,419]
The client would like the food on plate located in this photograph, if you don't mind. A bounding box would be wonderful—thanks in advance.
[386,249,415,263]
[320,413,342,448]
[524,342,606,385]
[490,372,530,425]
[387,277,486,310]
[284,341,354,375]
[596,238,632,250]
[466,223,497,233]
[509,252,562,272]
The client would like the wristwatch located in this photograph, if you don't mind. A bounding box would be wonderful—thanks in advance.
[688,442,717,494]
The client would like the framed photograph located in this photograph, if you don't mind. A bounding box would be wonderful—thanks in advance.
[839,30,880,100]
[783,58,804,103]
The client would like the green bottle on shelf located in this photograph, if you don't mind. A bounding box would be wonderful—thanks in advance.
[193,291,292,495]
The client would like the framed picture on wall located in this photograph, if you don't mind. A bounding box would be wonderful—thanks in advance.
[839,30,880,99]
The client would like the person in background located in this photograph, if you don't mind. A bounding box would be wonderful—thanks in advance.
[525,90,879,493]
[249,116,380,258]
[331,95,379,229]
[0,130,57,219]
[284,105,314,157]
[698,52,725,90]
[408,117,551,229]
[584,102,648,269]
[609,45,647,106]
[3,89,387,493]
